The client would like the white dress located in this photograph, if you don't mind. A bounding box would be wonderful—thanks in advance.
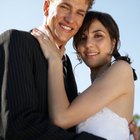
[76,107,131,140]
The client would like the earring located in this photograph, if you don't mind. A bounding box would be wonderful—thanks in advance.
[77,53,82,63]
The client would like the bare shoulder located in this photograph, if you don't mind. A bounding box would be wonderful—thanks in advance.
[103,60,134,85]
[111,60,133,75]
[105,60,134,95]
[112,60,131,67]
[95,60,134,90]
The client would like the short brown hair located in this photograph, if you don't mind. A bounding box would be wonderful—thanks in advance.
[87,0,95,10]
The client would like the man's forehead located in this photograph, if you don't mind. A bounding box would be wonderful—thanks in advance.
[53,0,89,8]
[53,0,89,11]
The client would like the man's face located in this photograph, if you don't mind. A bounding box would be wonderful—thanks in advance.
[44,0,89,46]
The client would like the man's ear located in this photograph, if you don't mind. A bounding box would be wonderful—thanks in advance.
[44,0,50,16]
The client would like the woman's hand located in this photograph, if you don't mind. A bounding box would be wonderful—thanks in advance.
[31,28,62,60]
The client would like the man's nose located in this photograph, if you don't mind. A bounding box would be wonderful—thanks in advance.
[64,12,75,23]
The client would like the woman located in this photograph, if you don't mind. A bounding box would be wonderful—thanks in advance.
[31,11,137,140]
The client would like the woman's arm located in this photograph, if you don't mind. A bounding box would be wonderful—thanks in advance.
[48,59,134,129]
[31,29,134,129]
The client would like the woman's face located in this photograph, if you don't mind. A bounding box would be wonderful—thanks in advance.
[77,19,115,69]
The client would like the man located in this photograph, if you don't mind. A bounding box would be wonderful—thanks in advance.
[0,0,106,140]
[0,0,138,140]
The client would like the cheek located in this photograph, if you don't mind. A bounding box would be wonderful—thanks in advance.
[48,6,61,21]
[77,47,85,59]
[99,41,112,53]
[77,45,84,53]
[74,15,85,31]
[77,19,84,29]
[48,12,59,28]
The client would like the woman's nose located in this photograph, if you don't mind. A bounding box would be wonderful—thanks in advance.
[85,38,95,49]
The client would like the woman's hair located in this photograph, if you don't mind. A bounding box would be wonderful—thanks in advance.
[73,11,137,80]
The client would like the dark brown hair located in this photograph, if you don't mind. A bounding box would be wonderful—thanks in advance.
[73,11,137,80]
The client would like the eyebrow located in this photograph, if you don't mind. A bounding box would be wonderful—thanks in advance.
[92,29,105,34]
[62,2,87,14]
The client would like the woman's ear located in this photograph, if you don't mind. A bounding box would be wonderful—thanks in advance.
[43,0,50,16]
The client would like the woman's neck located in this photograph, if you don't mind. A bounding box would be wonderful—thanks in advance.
[90,62,111,83]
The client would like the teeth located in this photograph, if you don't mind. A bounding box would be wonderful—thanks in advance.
[61,25,72,31]
[87,52,98,56]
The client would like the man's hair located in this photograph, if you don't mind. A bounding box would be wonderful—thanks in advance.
[88,0,95,10]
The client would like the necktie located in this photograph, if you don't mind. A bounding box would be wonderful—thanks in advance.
[62,55,67,76]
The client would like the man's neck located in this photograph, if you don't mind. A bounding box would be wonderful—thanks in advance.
[38,25,66,57]
[38,25,48,35]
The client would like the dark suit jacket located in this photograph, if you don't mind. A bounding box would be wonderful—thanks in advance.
[0,29,106,140]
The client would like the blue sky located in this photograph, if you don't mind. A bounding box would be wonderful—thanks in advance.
[0,0,140,115]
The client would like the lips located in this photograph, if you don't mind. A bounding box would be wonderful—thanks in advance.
[86,52,99,56]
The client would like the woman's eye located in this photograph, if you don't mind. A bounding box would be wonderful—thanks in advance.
[94,34,102,38]
[81,35,87,40]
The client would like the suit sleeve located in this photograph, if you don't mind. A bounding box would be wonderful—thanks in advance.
[0,29,77,140]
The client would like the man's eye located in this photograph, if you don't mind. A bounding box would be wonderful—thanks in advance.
[60,5,69,10]
[77,12,85,17]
